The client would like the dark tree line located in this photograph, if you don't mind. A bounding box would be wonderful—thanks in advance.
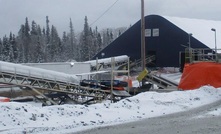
[0,16,127,63]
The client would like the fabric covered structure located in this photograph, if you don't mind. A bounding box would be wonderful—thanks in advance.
[93,15,221,67]
[178,62,221,90]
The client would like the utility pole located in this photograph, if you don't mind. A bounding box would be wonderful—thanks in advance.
[141,0,146,86]
[211,28,217,62]
[141,0,146,71]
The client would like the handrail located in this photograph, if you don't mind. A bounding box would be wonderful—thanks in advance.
[184,48,220,63]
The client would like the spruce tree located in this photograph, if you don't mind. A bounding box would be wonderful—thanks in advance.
[46,16,50,45]
[93,26,103,54]
[8,33,18,63]
[79,16,91,61]
[9,33,15,62]
[31,21,38,35]
[24,17,31,63]
[48,25,60,62]
[110,30,113,43]
[30,21,38,62]
[69,18,74,59]
[11,34,18,63]
[0,15,128,63]
[2,35,10,61]
[37,25,42,36]
[17,24,25,63]
[97,32,102,53]
[42,27,46,35]
[30,22,44,63]
[0,38,2,60]
[61,31,68,61]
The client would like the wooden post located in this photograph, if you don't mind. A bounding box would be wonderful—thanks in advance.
[141,0,146,71]
[127,57,130,92]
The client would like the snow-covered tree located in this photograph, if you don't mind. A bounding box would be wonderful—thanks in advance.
[46,16,50,45]
[2,35,10,61]
[69,18,75,58]
[0,15,127,63]
[9,33,18,63]
[47,25,61,62]
[30,22,44,63]
[79,16,91,61]
[31,21,38,35]
[102,28,113,47]
[0,38,2,60]
[61,31,68,61]
[23,17,31,63]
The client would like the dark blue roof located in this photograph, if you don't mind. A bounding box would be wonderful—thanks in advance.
[93,15,209,67]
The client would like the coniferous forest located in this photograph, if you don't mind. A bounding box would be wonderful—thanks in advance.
[0,16,127,63]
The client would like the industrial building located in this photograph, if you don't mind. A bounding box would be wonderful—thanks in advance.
[93,15,221,68]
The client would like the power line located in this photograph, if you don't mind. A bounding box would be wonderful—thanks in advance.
[89,0,120,27]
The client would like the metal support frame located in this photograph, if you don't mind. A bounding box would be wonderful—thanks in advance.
[184,48,219,63]
[110,56,131,102]
[145,73,178,89]
[0,71,111,104]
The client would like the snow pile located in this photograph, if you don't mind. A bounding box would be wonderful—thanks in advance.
[0,86,221,133]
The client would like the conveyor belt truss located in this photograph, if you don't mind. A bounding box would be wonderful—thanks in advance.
[0,71,112,105]
[117,55,155,71]
[145,73,178,89]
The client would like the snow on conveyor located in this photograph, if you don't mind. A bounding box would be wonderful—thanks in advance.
[84,55,129,67]
[0,61,79,84]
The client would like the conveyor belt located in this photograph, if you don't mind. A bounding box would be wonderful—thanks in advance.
[0,61,130,105]
[146,73,178,89]
[118,55,155,71]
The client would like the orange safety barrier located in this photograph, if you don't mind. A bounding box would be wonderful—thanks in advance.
[0,97,10,102]
[178,62,221,90]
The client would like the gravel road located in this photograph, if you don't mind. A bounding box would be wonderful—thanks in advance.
[73,99,221,134]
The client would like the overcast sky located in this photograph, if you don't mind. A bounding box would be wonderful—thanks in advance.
[0,0,221,38]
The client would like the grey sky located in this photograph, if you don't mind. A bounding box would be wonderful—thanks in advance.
[0,0,221,38]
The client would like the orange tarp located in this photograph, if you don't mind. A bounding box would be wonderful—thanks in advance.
[178,62,221,90]
[0,97,10,102]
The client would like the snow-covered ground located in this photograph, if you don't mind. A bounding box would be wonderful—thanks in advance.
[1,86,221,134]
[0,71,220,134]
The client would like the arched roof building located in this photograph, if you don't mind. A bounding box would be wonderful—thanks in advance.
[93,15,221,67]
